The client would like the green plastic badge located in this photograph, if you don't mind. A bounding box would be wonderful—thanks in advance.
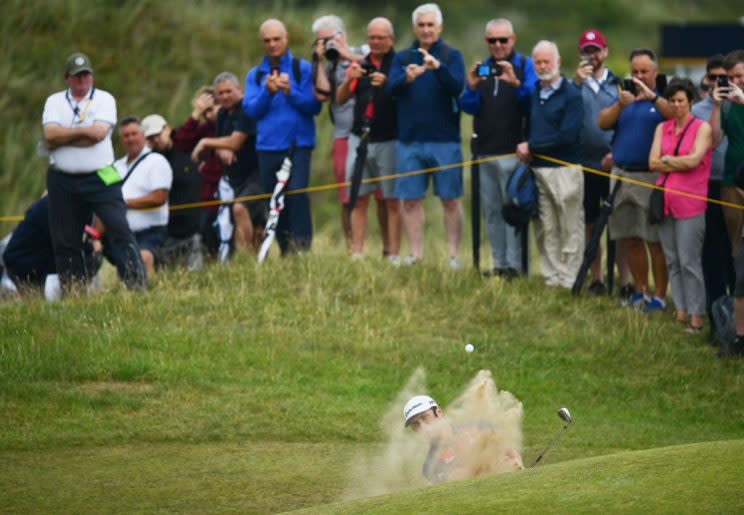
[96,165,120,186]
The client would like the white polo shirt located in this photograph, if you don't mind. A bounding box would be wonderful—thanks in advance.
[114,146,173,232]
[42,87,117,173]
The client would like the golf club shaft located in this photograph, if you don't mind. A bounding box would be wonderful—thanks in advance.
[531,423,569,467]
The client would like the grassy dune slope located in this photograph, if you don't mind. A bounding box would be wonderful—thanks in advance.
[1,243,743,511]
[305,440,744,514]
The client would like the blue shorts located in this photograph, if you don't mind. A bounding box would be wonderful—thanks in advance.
[134,226,167,254]
[394,141,463,200]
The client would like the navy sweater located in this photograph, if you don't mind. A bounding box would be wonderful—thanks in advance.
[528,76,584,167]
[387,39,465,143]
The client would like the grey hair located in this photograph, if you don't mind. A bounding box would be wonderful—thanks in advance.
[117,116,141,134]
[213,72,240,88]
[412,3,442,26]
[485,18,513,35]
[368,16,394,37]
[533,40,561,61]
[312,15,345,35]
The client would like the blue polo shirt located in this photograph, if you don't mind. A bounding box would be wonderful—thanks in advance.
[610,98,663,168]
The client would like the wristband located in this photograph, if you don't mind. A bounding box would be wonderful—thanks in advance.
[84,225,101,240]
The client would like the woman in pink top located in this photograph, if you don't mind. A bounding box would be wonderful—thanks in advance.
[649,78,712,333]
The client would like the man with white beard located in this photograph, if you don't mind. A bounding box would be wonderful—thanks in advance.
[516,41,584,289]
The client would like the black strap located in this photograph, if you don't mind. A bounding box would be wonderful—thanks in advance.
[673,116,696,156]
[660,116,697,184]
[256,58,301,86]
[120,152,153,185]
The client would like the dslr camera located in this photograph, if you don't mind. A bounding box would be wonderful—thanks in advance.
[319,34,340,61]
[477,63,503,78]
[359,60,378,75]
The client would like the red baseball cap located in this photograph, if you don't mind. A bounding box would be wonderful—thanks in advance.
[578,29,607,50]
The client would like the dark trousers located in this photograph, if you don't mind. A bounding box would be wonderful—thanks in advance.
[703,181,734,316]
[258,148,313,254]
[46,168,146,291]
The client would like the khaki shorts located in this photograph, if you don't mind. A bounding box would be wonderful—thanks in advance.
[608,167,660,242]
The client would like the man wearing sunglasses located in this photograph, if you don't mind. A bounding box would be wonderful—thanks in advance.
[461,18,537,279]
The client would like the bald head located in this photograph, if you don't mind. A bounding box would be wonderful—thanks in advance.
[368,17,394,37]
[367,16,395,57]
[260,18,289,60]
[260,19,287,38]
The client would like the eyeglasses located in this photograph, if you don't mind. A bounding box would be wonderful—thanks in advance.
[708,74,727,81]
[487,37,510,45]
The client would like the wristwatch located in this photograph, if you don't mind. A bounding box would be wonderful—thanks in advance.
[661,155,670,164]
[651,94,659,104]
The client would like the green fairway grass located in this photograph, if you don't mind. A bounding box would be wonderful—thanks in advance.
[1,233,743,512]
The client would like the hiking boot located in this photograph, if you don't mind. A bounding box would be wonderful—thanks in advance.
[618,283,636,299]
[643,296,666,313]
[587,280,606,296]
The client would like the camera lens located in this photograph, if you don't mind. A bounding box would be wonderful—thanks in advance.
[324,41,340,61]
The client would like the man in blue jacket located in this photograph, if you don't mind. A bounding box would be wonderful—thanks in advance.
[461,18,537,278]
[387,3,465,268]
[517,41,585,289]
[243,19,321,254]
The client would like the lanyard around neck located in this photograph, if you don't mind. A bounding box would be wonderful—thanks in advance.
[66,87,96,123]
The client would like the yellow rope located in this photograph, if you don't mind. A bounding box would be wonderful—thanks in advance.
[2,151,741,222]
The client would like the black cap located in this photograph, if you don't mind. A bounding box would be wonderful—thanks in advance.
[64,52,93,77]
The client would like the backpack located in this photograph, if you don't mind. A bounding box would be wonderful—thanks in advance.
[502,163,538,228]
[711,295,735,348]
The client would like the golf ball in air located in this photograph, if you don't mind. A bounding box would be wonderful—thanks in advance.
[465,344,474,353]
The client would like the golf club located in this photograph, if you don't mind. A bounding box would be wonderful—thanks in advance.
[531,407,573,467]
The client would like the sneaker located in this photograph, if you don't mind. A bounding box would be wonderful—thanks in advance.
[387,255,401,266]
[350,252,364,261]
[643,296,666,313]
[402,255,420,266]
[620,292,647,309]
[618,283,636,299]
[448,257,461,270]
[587,280,607,296]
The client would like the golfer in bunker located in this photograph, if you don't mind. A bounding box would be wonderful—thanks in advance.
[404,395,524,483]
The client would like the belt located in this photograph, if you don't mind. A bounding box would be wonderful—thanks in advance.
[50,165,97,177]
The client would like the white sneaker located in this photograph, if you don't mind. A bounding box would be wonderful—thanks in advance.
[402,255,420,266]
[350,252,364,261]
[387,255,401,266]
[448,257,461,270]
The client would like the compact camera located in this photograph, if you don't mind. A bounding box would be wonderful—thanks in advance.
[477,63,503,78]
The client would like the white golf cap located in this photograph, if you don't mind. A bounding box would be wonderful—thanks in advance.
[141,114,168,137]
[403,395,438,427]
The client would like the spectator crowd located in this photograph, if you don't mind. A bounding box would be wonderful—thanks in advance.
[2,3,744,357]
